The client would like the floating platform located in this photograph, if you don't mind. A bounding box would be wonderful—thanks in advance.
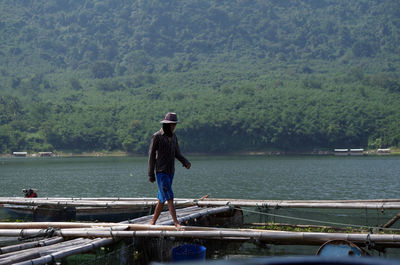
[3,197,400,211]
[2,198,400,264]
[0,205,238,265]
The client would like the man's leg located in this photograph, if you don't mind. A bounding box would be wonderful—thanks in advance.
[150,199,164,225]
[167,198,181,228]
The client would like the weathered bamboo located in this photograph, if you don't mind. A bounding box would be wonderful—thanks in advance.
[161,206,232,225]
[0,238,91,265]
[0,205,232,264]
[0,205,230,230]
[0,237,63,255]
[128,205,231,225]
[246,222,346,231]
[1,227,400,247]
[0,225,219,237]
[194,201,400,209]
[0,222,107,229]
[0,238,86,259]
[11,238,114,265]
[2,197,400,209]
[0,251,40,265]
[0,204,233,264]
[0,197,187,202]
[0,199,159,207]
[383,213,400,228]
[3,197,400,203]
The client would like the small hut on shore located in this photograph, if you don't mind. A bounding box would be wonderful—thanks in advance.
[12,152,27,157]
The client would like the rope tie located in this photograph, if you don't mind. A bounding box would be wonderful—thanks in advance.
[160,230,166,239]
[366,233,375,250]
[226,201,233,209]
[58,228,64,238]
[50,253,56,264]
[44,227,55,238]
[380,203,385,214]
[19,227,56,240]
[19,228,25,240]
[109,228,116,241]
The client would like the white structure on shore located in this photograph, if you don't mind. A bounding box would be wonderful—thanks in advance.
[334,149,365,156]
[12,151,27,157]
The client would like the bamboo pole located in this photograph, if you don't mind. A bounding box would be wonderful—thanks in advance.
[0,226,129,265]
[0,251,40,265]
[3,238,111,265]
[0,205,231,230]
[1,228,399,247]
[246,222,347,231]
[0,199,159,207]
[383,213,400,228]
[0,238,93,265]
[193,201,400,209]
[3,197,400,203]
[0,237,63,255]
[12,237,114,265]
[2,197,400,209]
[0,223,219,234]
[0,238,89,260]
[127,205,231,225]
[0,197,187,202]
[160,206,232,225]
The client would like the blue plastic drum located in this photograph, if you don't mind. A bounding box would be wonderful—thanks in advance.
[317,240,365,257]
[171,244,206,262]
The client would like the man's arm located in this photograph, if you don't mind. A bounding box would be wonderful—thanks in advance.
[175,137,190,169]
[148,134,158,182]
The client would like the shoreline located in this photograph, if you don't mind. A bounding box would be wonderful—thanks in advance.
[1,148,399,158]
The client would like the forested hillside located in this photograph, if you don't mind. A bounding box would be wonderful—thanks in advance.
[1,0,400,154]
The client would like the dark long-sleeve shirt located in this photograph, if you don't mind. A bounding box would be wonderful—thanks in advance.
[148,128,190,178]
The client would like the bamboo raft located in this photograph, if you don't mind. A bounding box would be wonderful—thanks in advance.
[2,198,400,264]
[0,205,234,265]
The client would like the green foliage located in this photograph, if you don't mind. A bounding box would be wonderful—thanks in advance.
[91,61,114,79]
[0,0,400,154]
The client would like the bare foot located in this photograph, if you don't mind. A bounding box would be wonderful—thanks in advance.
[174,223,183,231]
[200,194,209,200]
[149,220,156,225]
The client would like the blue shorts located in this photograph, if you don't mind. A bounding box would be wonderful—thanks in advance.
[156,172,174,203]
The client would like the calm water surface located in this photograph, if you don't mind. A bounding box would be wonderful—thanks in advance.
[2,155,400,258]
[1,155,399,200]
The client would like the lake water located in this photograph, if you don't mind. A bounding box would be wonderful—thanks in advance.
[1,155,399,199]
[1,155,400,258]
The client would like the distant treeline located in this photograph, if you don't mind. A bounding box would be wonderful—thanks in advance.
[0,0,399,154]
[1,67,399,154]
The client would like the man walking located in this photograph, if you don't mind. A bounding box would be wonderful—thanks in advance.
[148,112,191,228]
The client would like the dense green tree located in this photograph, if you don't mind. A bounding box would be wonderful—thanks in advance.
[0,0,399,154]
[91,61,114,79]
